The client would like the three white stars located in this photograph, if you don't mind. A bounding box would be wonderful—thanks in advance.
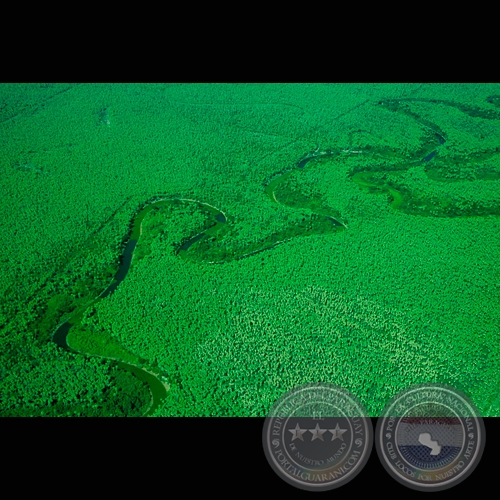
[288,423,347,442]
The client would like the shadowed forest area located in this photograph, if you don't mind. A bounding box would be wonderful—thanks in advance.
[1,83,499,416]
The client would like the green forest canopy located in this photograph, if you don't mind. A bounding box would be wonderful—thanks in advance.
[0,83,499,416]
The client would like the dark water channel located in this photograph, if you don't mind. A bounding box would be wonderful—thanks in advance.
[51,199,227,415]
[51,127,450,414]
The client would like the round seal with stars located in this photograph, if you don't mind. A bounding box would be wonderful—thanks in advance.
[375,383,486,492]
[262,383,373,491]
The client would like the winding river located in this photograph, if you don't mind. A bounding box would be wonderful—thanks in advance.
[52,153,345,415]
[52,95,499,415]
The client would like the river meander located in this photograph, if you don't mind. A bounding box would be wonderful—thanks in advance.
[52,155,341,415]
[51,95,499,415]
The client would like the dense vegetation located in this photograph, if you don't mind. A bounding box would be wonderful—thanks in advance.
[1,83,499,417]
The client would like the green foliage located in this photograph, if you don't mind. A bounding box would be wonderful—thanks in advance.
[67,321,142,366]
[1,83,499,417]
[0,342,150,417]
